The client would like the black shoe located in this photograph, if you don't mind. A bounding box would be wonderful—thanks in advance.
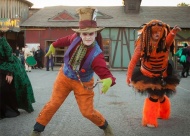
[5,106,20,118]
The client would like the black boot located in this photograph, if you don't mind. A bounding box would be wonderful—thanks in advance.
[5,106,20,118]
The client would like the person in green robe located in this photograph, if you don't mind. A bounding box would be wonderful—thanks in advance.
[0,31,35,119]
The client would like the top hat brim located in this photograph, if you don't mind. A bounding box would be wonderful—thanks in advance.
[72,27,104,33]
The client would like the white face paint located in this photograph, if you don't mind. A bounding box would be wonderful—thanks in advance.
[80,32,97,46]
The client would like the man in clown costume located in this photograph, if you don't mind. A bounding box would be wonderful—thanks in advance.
[126,20,181,128]
[31,7,116,136]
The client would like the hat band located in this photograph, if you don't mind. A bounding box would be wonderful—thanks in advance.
[79,20,97,29]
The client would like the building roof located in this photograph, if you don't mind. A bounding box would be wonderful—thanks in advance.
[21,0,33,7]
[21,6,190,28]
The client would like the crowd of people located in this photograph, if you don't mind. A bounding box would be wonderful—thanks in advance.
[13,45,50,72]
[1,6,190,136]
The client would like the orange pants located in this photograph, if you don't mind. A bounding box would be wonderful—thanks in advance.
[36,68,105,127]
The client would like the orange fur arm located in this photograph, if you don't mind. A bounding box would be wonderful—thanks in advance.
[166,29,177,47]
[126,43,141,84]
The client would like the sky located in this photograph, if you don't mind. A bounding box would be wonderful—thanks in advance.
[29,0,190,8]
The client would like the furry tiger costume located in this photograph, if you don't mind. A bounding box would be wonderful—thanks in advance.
[126,20,181,127]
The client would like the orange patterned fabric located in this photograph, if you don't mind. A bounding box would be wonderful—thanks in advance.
[140,29,176,78]
[126,21,176,84]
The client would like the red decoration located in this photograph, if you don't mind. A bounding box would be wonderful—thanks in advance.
[81,69,86,73]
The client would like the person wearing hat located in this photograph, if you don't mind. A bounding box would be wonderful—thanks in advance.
[126,20,181,128]
[31,7,116,136]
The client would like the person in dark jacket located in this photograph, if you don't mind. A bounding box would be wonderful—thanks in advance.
[34,46,44,69]
[14,46,20,57]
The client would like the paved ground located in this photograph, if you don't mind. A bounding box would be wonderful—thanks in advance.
[0,67,190,136]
